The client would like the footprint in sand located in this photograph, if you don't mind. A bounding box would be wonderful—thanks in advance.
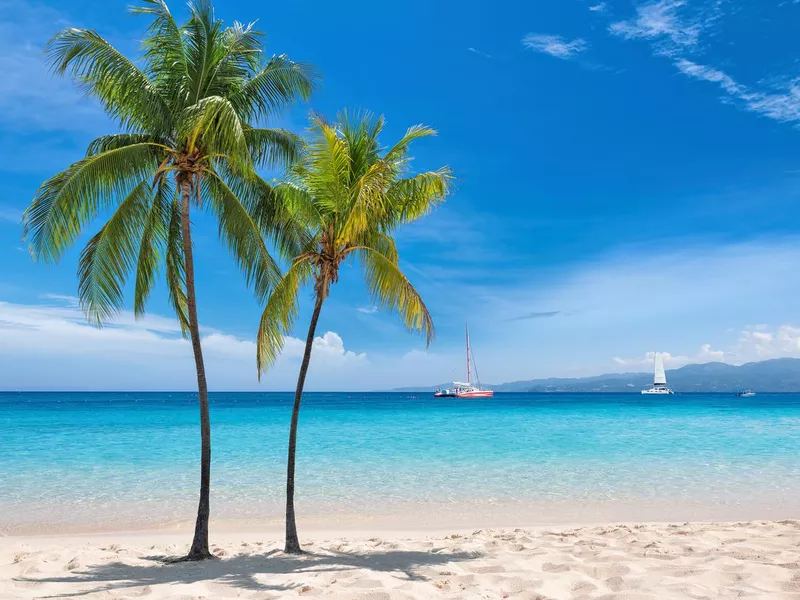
[471,565,506,574]
[576,563,631,580]
[541,562,571,573]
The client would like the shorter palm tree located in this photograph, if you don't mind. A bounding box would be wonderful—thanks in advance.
[256,111,452,553]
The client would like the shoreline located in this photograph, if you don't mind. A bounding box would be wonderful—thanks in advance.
[5,494,800,537]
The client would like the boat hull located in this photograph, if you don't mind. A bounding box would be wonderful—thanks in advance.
[434,390,494,398]
[456,390,494,398]
[641,388,674,395]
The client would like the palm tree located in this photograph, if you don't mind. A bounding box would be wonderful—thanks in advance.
[255,111,452,553]
[22,0,315,561]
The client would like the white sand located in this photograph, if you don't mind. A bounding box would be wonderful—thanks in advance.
[3,521,800,599]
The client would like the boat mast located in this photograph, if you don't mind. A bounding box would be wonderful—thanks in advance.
[466,323,471,385]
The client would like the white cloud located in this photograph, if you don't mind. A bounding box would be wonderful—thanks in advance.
[522,34,588,60]
[609,0,702,50]
[737,324,800,358]
[356,306,378,314]
[589,3,608,12]
[0,297,368,391]
[613,324,800,370]
[614,344,728,369]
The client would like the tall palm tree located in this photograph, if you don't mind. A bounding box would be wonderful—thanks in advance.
[22,0,315,561]
[255,111,452,553]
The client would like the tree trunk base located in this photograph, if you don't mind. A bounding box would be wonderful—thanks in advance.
[283,543,304,555]
[164,550,217,564]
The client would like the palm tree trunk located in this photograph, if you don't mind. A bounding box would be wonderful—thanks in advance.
[180,175,214,561]
[285,291,325,553]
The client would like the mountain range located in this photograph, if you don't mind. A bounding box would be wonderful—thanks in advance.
[392,358,800,393]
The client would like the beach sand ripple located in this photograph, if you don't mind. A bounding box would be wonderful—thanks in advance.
[2,521,799,599]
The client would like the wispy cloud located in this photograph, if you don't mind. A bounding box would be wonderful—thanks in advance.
[356,306,378,314]
[589,3,608,12]
[609,0,703,52]
[522,34,588,60]
[675,59,800,123]
[467,47,492,59]
[0,1,105,132]
[508,311,561,321]
[607,0,800,124]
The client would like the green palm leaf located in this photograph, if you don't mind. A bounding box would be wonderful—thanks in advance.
[356,246,434,345]
[244,126,302,168]
[255,258,313,374]
[46,28,171,133]
[134,180,173,316]
[165,196,190,335]
[203,171,282,301]
[78,181,153,324]
[231,54,317,121]
[23,143,162,263]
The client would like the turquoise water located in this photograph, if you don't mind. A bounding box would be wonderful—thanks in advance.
[2,392,800,533]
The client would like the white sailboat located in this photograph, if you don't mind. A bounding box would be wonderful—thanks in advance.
[434,324,494,398]
[641,352,674,395]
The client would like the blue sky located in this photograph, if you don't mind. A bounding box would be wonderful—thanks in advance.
[2,0,800,390]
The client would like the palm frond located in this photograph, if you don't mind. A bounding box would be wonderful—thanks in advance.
[384,124,438,165]
[386,168,452,225]
[184,0,225,104]
[46,28,170,133]
[230,54,317,122]
[179,95,250,168]
[131,0,191,108]
[206,20,262,96]
[77,181,152,324]
[256,258,313,375]
[165,196,190,335]
[356,246,434,346]
[220,164,312,258]
[244,126,302,168]
[86,134,167,156]
[203,170,282,301]
[134,180,173,316]
[302,114,351,213]
[23,143,162,263]
[339,110,383,178]
[338,160,393,241]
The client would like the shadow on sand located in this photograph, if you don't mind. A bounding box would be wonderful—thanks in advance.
[20,546,482,598]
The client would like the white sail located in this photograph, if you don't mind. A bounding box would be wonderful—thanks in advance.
[653,353,667,385]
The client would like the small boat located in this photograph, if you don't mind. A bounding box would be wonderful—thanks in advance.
[735,390,756,397]
[641,352,674,395]
[434,324,493,398]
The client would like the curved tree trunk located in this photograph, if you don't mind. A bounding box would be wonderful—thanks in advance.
[180,176,214,561]
[285,291,325,553]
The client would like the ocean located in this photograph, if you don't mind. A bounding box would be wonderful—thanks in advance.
[2,392,799,534]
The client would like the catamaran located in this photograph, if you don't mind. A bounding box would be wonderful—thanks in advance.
[434,324,493,398]
[641,352,674,395]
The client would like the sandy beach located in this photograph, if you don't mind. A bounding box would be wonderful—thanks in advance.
[3,520,800,599]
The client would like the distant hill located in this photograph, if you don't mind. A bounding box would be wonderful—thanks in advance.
[391,358,800,393]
